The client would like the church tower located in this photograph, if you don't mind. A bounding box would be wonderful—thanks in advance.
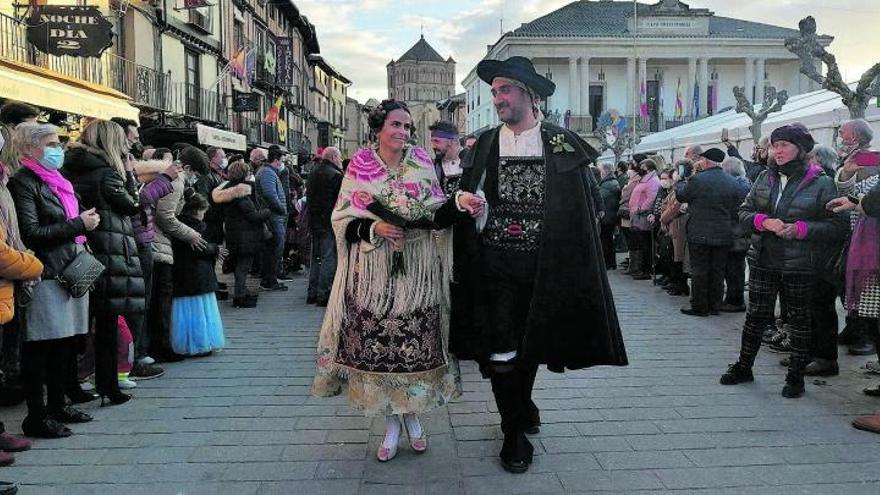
[387,35,456,105]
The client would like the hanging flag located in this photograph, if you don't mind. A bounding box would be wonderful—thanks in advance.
[245,49,257,84]
[710,80,719,116]
[675,78,684,120]
[692,76,700,118]
[639,80,648,118]
[278,119,287,143]
[264,96,283,123]
[230,47,247,80]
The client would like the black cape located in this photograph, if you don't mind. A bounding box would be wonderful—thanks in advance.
[451,122,628,373]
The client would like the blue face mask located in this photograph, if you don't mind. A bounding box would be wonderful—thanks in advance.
[39,147,64,170]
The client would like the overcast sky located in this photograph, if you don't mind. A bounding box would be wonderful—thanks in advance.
[295,0,880,103]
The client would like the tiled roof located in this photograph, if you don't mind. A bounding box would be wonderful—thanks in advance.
[397,36,446,63]
[509,1,801,39]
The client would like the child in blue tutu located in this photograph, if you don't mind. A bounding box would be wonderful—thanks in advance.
[170,190,225,356]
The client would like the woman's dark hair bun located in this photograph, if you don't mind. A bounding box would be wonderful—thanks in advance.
[367,99,411,133]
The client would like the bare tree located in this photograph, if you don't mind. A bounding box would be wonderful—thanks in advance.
[732,86,789,145]
[785,16,880,118]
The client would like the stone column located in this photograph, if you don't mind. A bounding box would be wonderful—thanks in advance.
[744,57,755,103]
[755,58,766,101]
[626,57,636,120]
[639,58,648,121]
[687,57,697,118]
[569,57,579,115]
[580,57,590,118]
[698,57,709,117]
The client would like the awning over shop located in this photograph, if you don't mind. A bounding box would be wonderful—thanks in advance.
[196,124,247,151]
[0,58,140,122]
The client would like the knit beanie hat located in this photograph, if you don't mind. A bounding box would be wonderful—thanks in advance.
[770,125,815,154]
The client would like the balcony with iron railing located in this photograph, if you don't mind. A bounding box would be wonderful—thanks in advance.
[0,13,226,125]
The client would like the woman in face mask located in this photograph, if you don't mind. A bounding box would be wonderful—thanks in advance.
[8,123,101,437]
[618,163,641,273]
[62,119,147,407]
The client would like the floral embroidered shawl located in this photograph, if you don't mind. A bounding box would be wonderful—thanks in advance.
[311,145,458,410]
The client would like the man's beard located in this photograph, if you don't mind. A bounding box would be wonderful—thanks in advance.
[433,148,446,162]
[497,103,526,125]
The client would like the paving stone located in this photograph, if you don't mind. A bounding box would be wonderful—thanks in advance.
[556,470,666,491]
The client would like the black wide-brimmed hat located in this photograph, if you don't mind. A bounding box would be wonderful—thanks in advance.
[477,56,556,98]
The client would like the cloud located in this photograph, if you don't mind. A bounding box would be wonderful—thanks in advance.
[297,0,878,103]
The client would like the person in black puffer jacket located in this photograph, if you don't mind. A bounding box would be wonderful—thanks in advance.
[720,124,847,399]
[597,163,621,269]
[63,120,145,406]
[213,160,270,307]
[305,146,343,306]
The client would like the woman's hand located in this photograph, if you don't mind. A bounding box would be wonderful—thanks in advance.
[457,192,485,219]
[776,223,799,240]
[826,196,857,213]
[80,208,100,231]
[189,234,208,251]
[374,221,405,250]
[761,217,785,233]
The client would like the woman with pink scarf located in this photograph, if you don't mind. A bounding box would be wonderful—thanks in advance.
[8,123,101,439]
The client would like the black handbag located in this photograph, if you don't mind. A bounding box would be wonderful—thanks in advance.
[57,250,106,298]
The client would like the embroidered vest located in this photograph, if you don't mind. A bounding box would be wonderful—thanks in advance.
[482,156,546,252]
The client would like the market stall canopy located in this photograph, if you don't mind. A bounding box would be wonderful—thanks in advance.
[0,58,139,122]
[196,124,246,151]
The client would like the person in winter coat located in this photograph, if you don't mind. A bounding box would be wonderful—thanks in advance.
[255,147,288,291]
[618,163,639,272]
[675,149,743,316]
[720,125,847,399]
[660,166,690,296]
[648,168,673,285]
[0,128,41,468]
[9,123,100,437]
[627,158,661,279]
[195,147,226,244]
[720,157,752,313]
[213,161,270,308]
[63,120,145,407]
[126,159,176,380]
[149,147,207,363]
[305,146,343,306]
[170,191,224,356]
[597,163,621,269]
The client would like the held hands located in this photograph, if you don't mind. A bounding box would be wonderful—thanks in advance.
[456,192,485,219]
[776,223,799,240]
[761,217,786,234]
[80,208,100,231]
[374,221,405,251]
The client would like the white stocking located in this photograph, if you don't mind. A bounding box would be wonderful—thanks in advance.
[403,413,423,438]
[382,415,401,449]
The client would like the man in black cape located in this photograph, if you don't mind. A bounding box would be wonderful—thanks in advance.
[451,56,628,474]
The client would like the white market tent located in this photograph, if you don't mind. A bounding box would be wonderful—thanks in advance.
[598,85,880,164]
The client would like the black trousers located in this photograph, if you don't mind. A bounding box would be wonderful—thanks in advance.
[811,279,839,361]
[131,242,154,360]
[482,248,538,354]
[233,253,255,298]
[631,230,652,273]
[94,311,122,395]
[600,223,617,268]
[22,337,72,419]
[689,244,730,312]
[148,262,174,356]
[738,266,814,373]
[723,250,747,306]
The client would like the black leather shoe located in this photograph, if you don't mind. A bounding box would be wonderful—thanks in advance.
[155,351,186,363]
[0,480,17,495]
[49,406,93,424]
[21,417,72,439]
[501,457,530,474]
[66,387,98,404]
[680,307,709,317]
[98,390,131,407]
[232,297,257,308]
[720,303,746,313]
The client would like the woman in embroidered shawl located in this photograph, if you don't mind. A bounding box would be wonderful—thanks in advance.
[312,99,483,462]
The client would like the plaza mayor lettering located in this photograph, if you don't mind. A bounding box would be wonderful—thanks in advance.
[26,5,113,58]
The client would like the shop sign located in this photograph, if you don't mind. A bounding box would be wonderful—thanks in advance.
[26,5,114,58]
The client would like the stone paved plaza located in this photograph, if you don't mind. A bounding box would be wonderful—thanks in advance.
[3,270,880,494]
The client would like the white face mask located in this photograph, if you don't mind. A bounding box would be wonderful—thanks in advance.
[626,169,637,179]
[220,158,228,169]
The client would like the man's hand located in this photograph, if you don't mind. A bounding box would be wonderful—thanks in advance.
[826,196,857,213]
[761,217,785,233]
[163,162,182,180]
[457,192,485,219]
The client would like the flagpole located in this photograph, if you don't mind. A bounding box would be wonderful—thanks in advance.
[632,0,638,148]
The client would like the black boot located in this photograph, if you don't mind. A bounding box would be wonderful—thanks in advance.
[489,367,534,474]
[520,364,541,435]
